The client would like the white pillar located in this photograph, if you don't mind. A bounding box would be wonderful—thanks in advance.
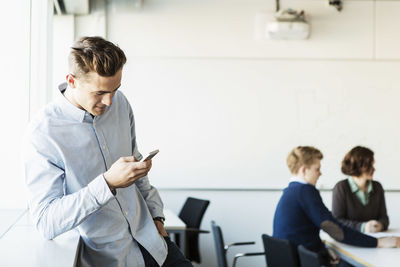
[29,0,53,119]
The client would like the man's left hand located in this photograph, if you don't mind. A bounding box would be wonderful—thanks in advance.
[154,220,168,237]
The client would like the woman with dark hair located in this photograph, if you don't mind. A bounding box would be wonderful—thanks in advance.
[332,146,389,233]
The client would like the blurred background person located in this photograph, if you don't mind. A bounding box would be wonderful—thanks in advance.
[332,146,389,233]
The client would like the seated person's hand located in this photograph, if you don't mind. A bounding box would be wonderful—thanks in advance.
[377,236,399,248]
[365,220,383,233]
[327,248,340,265]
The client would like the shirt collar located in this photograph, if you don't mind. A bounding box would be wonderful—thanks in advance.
[347,177,373,194]
[289,176,308,184]
[55,82,94,123]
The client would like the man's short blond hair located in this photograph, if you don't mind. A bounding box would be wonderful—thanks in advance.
[287,146,323,174]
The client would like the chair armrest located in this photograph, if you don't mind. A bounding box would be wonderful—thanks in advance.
[232,252,265,267]
[184,228,210,233]
[225,241,255,250]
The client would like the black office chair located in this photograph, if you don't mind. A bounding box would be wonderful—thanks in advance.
[211,221,265,267]
[261,234,300,267]
[176,197,210,263]
[297,245,321,267]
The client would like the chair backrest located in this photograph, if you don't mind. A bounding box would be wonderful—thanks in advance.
[179,197,210,228]
[178,197,210,263]
[262,234,300,267]
[297,245,321,267]
[211,220,228,267]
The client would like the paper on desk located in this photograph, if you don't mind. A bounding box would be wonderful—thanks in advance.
[366,228,400,238]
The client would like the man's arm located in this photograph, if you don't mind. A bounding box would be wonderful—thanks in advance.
[24,134,114,240]
[299,185,377,248]
[154,218,168,237]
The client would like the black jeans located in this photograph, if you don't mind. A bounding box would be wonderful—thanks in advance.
[138,236,193,267]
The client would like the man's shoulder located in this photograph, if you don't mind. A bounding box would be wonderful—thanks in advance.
[27,100,66,135]
[288,181,316,191]
[292,183,321,200]
[114,90,130,107]
[110,90,134,117]
[280,183,314,210]
[285,182,316,198]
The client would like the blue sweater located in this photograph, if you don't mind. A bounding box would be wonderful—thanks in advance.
[273,182,377,253]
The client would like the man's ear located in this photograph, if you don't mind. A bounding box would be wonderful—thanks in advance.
[66,74,76,88]
[299,165,307,176]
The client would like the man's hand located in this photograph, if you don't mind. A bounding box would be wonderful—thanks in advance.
[103,156,152,190]
[154,220,168,237]
[365,220,383,233]
[377,237,400,248]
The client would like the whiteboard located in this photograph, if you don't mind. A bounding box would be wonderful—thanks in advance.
[121,59,400,190]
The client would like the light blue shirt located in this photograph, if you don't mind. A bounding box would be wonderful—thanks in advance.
[23,89,168,267]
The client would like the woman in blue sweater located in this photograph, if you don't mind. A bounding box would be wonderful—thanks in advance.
[273,146,399,267]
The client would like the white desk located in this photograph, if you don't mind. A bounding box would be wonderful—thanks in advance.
[0,209,26,238]
[321,229,400,267]
[164,209,186,230]
[0,209,185,267]
[0,211,80,267]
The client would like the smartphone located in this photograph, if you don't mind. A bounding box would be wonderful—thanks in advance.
[142,149,159,161]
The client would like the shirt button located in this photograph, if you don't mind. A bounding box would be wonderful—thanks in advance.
[125,211,128,215]
[102,144,106,150]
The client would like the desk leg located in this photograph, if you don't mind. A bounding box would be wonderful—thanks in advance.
[180,230,186,256]
[166,230,186,256]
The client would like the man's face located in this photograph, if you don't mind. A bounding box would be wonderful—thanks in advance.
[304,160,322,186]
[68,69,122,116]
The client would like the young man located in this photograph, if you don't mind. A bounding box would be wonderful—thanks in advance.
[273,146,400,267]
[23,36,192,267]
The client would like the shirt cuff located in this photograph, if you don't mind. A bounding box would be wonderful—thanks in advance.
[149,208,165,219]
[361,222,366,232]
[87,174,115,206]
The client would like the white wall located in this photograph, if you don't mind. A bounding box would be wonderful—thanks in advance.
[101,0,400,190]
[53,0,400,189]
